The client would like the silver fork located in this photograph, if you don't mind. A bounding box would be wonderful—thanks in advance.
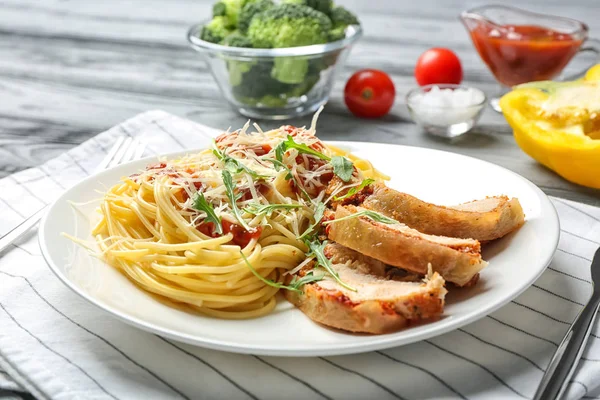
[0,136,146,254]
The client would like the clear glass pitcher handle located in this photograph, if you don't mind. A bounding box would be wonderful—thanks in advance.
[559,38,600,81]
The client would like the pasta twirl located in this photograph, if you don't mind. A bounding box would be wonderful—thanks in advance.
[77,119,387,319]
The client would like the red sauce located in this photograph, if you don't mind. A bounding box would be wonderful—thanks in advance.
[215,132,272,156]
[238,182,269,201]
[335,293,359,308]
[470,24,582,86]
[294,155,333,190]
[146,162,167,170]
[197,220,262,247]
[323,212,335,237]
[180,181,204,202]
[245,144,272,156]
[215,132,230,143]
[282,125,297,134]
[309,139,326,152]
[144,162,181,183]
[295,155,324,172]
[380,302,398,316]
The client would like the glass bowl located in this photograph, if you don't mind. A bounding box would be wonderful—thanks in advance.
[187,22,362,120]
[406,84,487,138]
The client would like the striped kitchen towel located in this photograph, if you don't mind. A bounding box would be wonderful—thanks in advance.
[1,110,599,400]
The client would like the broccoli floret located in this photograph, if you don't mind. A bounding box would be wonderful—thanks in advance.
[232,70,319,107]
[231,63,320,107]
[281,0,332,16]
[271,57,309,84]
[232,62,296,98]
[247,4,332,48]
[287,72,319,97]
[233,94,289,107]
[329,26,346,41]
[258,95,289,107]
[246,4,331,84]
[221,31,253,47]
[238,0,274,33]
[212,0,251,27]
[328,6,359,41]
[201,16,232,43]
[330,6,359,26]
[222,33,254,86]
[213,2,227,17]
[228,60,255,86]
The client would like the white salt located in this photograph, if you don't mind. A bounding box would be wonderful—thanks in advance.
[409,86,485,126]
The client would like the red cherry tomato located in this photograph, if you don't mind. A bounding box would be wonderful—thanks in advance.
[344,69,395,118]
[415,48,463,86]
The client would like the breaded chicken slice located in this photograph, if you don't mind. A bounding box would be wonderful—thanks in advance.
[285,243,446,334]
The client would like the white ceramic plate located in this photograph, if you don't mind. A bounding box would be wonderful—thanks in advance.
[39,142,559,356]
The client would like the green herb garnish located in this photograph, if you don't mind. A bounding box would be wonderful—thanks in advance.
[323,209,398,225]
[264,157,291,178]
[275,135,331,162]
[274,136,356,183]
[333,178,375,202]
[275,140,286,163]
[330,156,354,182]
[213,141,267,179]
[244,203,302,217]
[288,270,324,291]
[222,170,252,231]
[298,201,325,240]
[191,192,223,235]
[306,239,356,292]
[240,251,303,294]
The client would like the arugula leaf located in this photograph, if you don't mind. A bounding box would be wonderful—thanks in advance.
[213,141,267,179]
[288,270,324,291]
[298,202,326,240]
[264,158,291,179]
[277,135,331,161]
[264,158,311,202]
[240,251,303,294]
[275,136,357,184]
[331,156,354,182]
[306,239,356,292]
[244,203,302,217]
[224,158,242,174]
[323,209,398,225]
[333,178,375,201]
[275,141,286,163]
[191,192,223,235]
[222,170,252,231]
[212,140,227,161]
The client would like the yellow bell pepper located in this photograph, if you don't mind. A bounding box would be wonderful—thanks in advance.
[499,66,600,189]
[585,64,600,81]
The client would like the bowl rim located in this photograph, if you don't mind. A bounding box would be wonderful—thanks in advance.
[406,84,488,109]
[187,20,363,57]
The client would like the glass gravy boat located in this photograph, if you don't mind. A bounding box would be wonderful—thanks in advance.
[461,5,600,111]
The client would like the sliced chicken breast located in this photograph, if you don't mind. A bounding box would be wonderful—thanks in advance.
[362,184,525,241]
[327,205,487,286]
[284,243,446,334]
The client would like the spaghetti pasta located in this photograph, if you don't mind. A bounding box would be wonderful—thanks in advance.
[82,116,388,319]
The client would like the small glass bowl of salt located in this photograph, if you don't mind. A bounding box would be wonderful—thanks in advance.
[406,84,486,138]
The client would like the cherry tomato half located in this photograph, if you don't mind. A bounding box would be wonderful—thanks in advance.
[344,69,395,118]
[415,48,463,86]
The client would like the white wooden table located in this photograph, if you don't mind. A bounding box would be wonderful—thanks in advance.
[1,0,599,205]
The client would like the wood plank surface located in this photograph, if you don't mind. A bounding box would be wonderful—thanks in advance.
[0,0,599,205]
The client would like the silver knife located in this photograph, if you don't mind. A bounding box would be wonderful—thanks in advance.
[534,246,600,400]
